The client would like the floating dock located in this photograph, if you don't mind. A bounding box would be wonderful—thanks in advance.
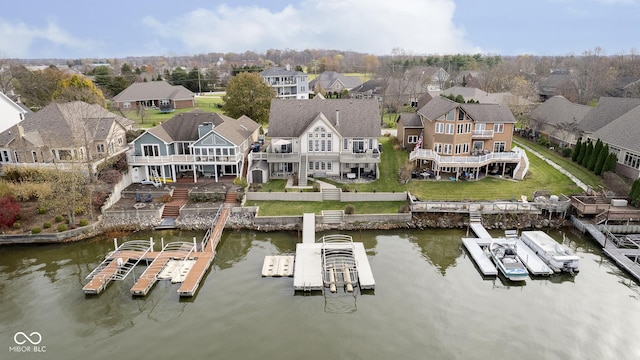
[262,256,295,277]
[461,238,497,276]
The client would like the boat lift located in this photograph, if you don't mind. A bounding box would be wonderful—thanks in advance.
[321,235,359,294]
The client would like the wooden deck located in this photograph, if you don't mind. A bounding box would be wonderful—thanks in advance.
[83,257,130,294]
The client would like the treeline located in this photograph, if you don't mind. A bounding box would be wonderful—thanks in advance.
[571,138,617,176]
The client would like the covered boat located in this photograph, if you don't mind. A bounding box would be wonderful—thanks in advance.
[520,231,579,273]
[489,241,528,281]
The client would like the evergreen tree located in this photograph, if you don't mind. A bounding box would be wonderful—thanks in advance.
[594,144,609,175]
[577,140,588,164]
[631,179,640,207]
[588,139,603,171]
[604,153,618,172]
[572,138,582,161]
[581,141,593,167]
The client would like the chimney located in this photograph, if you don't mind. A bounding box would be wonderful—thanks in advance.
[17,125,24,139]
[198,122,213,138]
[335,110,340,127]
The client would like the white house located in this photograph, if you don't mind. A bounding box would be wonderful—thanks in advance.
[0,92,28,134]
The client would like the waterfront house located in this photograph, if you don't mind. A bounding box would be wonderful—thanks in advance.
[399,96,527,180]
[128,110,260,183]
[260,65,309,99]
[112,81,195,112]
[248,97,381,185]
[0,101,129,174]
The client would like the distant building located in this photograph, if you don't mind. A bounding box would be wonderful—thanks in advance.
[260,65,309,99]
[112,81,195,112]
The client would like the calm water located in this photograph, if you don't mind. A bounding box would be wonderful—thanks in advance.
[1,227,640,360]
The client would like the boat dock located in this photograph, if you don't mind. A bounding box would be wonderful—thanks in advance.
[84,206,231,298]
[463,221,554,277]
[292,213,375,291]
[262,256,294,277]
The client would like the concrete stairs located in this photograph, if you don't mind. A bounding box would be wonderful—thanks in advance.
[299,154,308,186]
[322,210,344,224]
[321,188,341,201]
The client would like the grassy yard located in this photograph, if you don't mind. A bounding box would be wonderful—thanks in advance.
[122,94,225,128]
[250,200,407,216]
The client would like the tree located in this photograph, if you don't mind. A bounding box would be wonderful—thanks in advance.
[11,65,64,109]
[572,138,582,161]
[576,140,588,164]
[53,74,106,107]
[170,67,188,87]
[594,144,609,175]
[630,179,640,207]
[222,72,275,125]
[588,139,603,171]
[581,141,593,167]
[604,153,618,173]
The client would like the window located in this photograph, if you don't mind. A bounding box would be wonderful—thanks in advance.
[353,139,364,153]
[443,144,452,154]
[493,123,504,133]
[308,139,313,151]
[32,151,38,163]
[624,152,640,169]
[369,139,374,150]
[343,139,349,150]
[0,150,10,163]
[142,144,160,157]
[123,102,131,109]
[435,123,444,134]
[458,109,466,121]
[446,109,455,121]
[465,123,472,133]
[58,150,73,160]
[457,124,464,134]
[445,124,454,134]
[434,143,443,153]
[327,162,332,171]
[97,144,105,153]
[455,144,469,154]
[475,123,485,131]
[309,162,313,170]
[493,141,506,153]
[14,151,19,162]
[408,135,418,144]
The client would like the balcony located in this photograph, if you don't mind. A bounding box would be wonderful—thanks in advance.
[128,153,243,165]
[266,151,301,163]
[340,150,381,163]
[472,130,494,139]
[410,149,521,167]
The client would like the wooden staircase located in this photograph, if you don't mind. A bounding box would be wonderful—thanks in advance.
[162,188,189,218]
[225,191,237,204]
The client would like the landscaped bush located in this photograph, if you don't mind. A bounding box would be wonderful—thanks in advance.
[31,227,42,234]
[12,221,21,229]
[561,147,572,157]
[57,224,67,232]
[161,194,172,203]
[189,192,223,202]
[37,206,48,214]
[0,195,20,227]
[93,191,108,208]
[43,222,52,229]
[98,169,123,185]
[345,204,355,214]
[78,219,89,226]
[55,215,64,223]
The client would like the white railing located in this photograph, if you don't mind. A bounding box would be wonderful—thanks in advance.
[128,153,243,164]
[472,130,494,138]
[410,149,522,166]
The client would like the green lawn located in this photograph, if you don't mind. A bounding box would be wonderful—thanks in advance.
[122,94,225,128]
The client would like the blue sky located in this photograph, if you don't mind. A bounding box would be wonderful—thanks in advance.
[1,0,638,59]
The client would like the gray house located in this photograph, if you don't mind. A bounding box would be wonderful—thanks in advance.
[309,71,362,95]
[529,96,591,146]
[260,65,309,99]
[248,97,381,185]
[128,110,260,183]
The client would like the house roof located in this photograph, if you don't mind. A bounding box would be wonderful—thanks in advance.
[397,112,422,127]
[592,105,640,153]
[538,74,574,96]
[112,81,194,102]
[0,101,127,148]
[441,86,533,106]
[309,71,362,91]
[350,79,385,95]
[260,66,306,77]
[268,97,381,138]
[212,115,260,145]
[148,110,228,143]
[579,96,640,133]
[417,96,516,123]
[530,96,591,127]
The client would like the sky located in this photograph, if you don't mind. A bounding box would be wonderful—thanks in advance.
[1,0,639,59]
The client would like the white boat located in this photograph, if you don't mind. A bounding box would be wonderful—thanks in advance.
[489,241,528,281]
[520,231,579,273]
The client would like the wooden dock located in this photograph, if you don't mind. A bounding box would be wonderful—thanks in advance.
[461,238,497,276]
[84,206,231,298]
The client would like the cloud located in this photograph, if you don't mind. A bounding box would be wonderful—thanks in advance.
[142,0,480,55]
[0,19,98,58]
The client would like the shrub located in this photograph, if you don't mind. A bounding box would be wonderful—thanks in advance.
[57,224,67,232]
[345,204,355,214]
[0,195,20,227]
[79,219,89,226]
[75,207,85,216]
[561,147,572,157]
[98,169,123,185]
[12,221,21,229]
[31,227,42,234]
[233,177,248,188]
[37,206,48,214]
[43,222,52,229]
[161,194,172,203]
[93,191,108,208]
[55,215,64,223]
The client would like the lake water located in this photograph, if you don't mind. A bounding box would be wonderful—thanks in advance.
[1,227,640,360]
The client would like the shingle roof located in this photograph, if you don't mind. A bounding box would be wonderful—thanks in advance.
[530,96,591,127]
[149,110,228,142]
[213,115,260,144]
[309,71,362,90]
[268,97,380,138]
[417,96,517,123]
[592,105,640,153]
[350,79,385,94]
[441,86,532,106]
[0,101,127,147]
[260,66,306,77]
[579,96,640,132]
[112,81,194,102]
[397,112,422,127]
